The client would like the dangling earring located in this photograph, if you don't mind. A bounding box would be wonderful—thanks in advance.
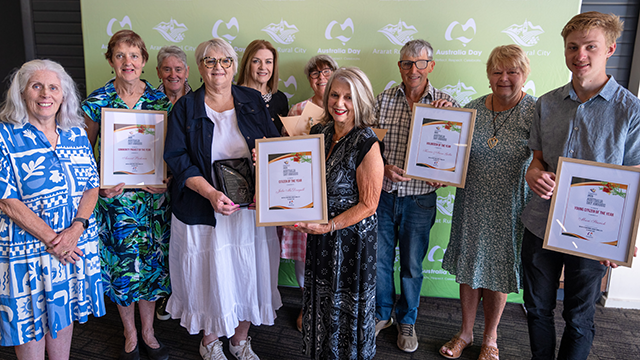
[142,70,145,74]
[111,69,114,74]
[200,77,203,83]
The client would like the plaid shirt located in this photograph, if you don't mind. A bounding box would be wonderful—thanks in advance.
[375,81,460,196]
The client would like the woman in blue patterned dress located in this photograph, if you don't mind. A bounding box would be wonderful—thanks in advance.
[439,45,534,360]
[82,30,171,360]
[0,59,104,359]
[286,67,384,360]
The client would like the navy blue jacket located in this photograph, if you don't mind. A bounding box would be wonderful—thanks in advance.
[164,84,280,226]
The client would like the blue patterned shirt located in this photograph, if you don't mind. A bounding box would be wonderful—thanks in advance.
[522,76,640,238]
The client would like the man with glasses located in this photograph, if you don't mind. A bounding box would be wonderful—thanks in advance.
[374,39,459,353]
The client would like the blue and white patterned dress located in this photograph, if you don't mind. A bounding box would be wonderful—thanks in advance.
[0,122,105,346]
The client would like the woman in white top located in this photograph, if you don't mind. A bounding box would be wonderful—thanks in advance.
[163,38,281,360]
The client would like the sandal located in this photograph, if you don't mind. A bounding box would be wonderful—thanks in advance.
[439,335,472,359]
[478,344,499,360]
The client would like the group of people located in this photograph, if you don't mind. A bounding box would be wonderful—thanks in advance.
[0,10,636,360]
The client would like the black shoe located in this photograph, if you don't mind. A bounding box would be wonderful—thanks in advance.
[156,297,170,321]
[119,343,140,360]
[141,338,169,360]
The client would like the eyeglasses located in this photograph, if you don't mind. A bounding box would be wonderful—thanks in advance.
[309,69,333,79]
[398,60,431,70]
[201,57,233,69]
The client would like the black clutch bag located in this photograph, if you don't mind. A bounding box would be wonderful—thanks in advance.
[213,158,254,207]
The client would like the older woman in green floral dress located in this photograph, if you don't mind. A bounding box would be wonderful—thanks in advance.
[82,30,171,360]
[440,45,534,360]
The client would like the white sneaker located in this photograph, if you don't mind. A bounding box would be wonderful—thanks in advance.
[229,337,259,360]
[200,339,228,360]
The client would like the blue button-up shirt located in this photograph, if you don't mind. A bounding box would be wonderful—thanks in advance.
[522,76,640,238]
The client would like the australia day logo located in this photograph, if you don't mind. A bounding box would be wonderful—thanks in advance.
[262,19,299,45]
[378,20,418,46]
[502,20,544,47]
[440,80,477,106]
[436,193,455,217]
[107,16,132,36]
[153,19,188,43]
[212,17,240,43]
[325,18,354,45]
[523,80,536,96]
[280,76,297,100]
[445,19,476,47]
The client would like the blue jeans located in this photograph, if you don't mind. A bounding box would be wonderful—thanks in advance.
[521,228,606,360]
[375,190,437,325]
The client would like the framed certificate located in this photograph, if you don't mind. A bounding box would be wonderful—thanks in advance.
[255,135,328,226]
[100,108,168,188]
[403,104,476,188]
[543,157,640,267]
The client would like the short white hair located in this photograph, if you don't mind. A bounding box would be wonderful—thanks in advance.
[0,59,84,130]
[195,38,238,75]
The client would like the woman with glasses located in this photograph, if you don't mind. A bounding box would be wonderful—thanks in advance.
[82,30,171,360]
[280,55,338,332]
[237,40,288,133]
[164,38,281,360]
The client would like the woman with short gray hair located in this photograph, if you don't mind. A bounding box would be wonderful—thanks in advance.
[156,45,191,104]
[164,38,281,360]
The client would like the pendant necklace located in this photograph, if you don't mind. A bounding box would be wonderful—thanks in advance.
[488,92,523,149]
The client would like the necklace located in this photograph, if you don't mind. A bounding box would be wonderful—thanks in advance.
[487,92,524,149]
[261,89,272,103]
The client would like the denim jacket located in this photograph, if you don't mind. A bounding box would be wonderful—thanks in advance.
[164,84,280,226]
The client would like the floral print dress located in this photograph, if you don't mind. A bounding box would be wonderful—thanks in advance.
[81,79,172,306]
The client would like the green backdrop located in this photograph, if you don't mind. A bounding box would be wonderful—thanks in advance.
[80,0,582,302]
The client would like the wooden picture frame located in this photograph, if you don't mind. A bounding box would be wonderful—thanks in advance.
[403,104,476,188]
[543,157,640,267]
[100,108,167,188]
[255,134,328,226]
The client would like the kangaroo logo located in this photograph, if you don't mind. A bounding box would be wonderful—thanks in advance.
[378,20,418,46]
[436,193,455,216]
[325,18,354,45]
[280,76,297,99]
[502,20,544,47]
[212,17,240,43]
[107,16,132,36]
[262,19,299,45]
[523,80,536,95]
[153,19,188,43]
[440,80,477,106]
[445,19,476,46]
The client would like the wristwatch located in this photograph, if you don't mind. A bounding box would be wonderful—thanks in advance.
[72,217,89,230]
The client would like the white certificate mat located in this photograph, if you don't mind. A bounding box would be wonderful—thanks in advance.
[256,135,327,226]
[544,157,640,267]
[101,108,167,188]
[404,104,476,188]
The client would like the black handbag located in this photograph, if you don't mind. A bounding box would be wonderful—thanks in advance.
[212,158,255,207]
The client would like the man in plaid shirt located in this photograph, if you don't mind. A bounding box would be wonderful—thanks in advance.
[374,39,459,353]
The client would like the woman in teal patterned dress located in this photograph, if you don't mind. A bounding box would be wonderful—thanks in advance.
[82,30,171,360]
[440,45,534,360]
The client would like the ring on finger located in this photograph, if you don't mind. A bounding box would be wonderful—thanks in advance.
[62,250,69,256]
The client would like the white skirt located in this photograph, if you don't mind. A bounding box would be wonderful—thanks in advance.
[167,210,282,338]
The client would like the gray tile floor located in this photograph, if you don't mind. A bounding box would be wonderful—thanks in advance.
[0,287,638,359]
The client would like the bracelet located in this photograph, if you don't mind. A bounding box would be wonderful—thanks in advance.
[330,220,335,234]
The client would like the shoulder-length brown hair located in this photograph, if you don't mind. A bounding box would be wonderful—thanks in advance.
[237,40,280,92]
